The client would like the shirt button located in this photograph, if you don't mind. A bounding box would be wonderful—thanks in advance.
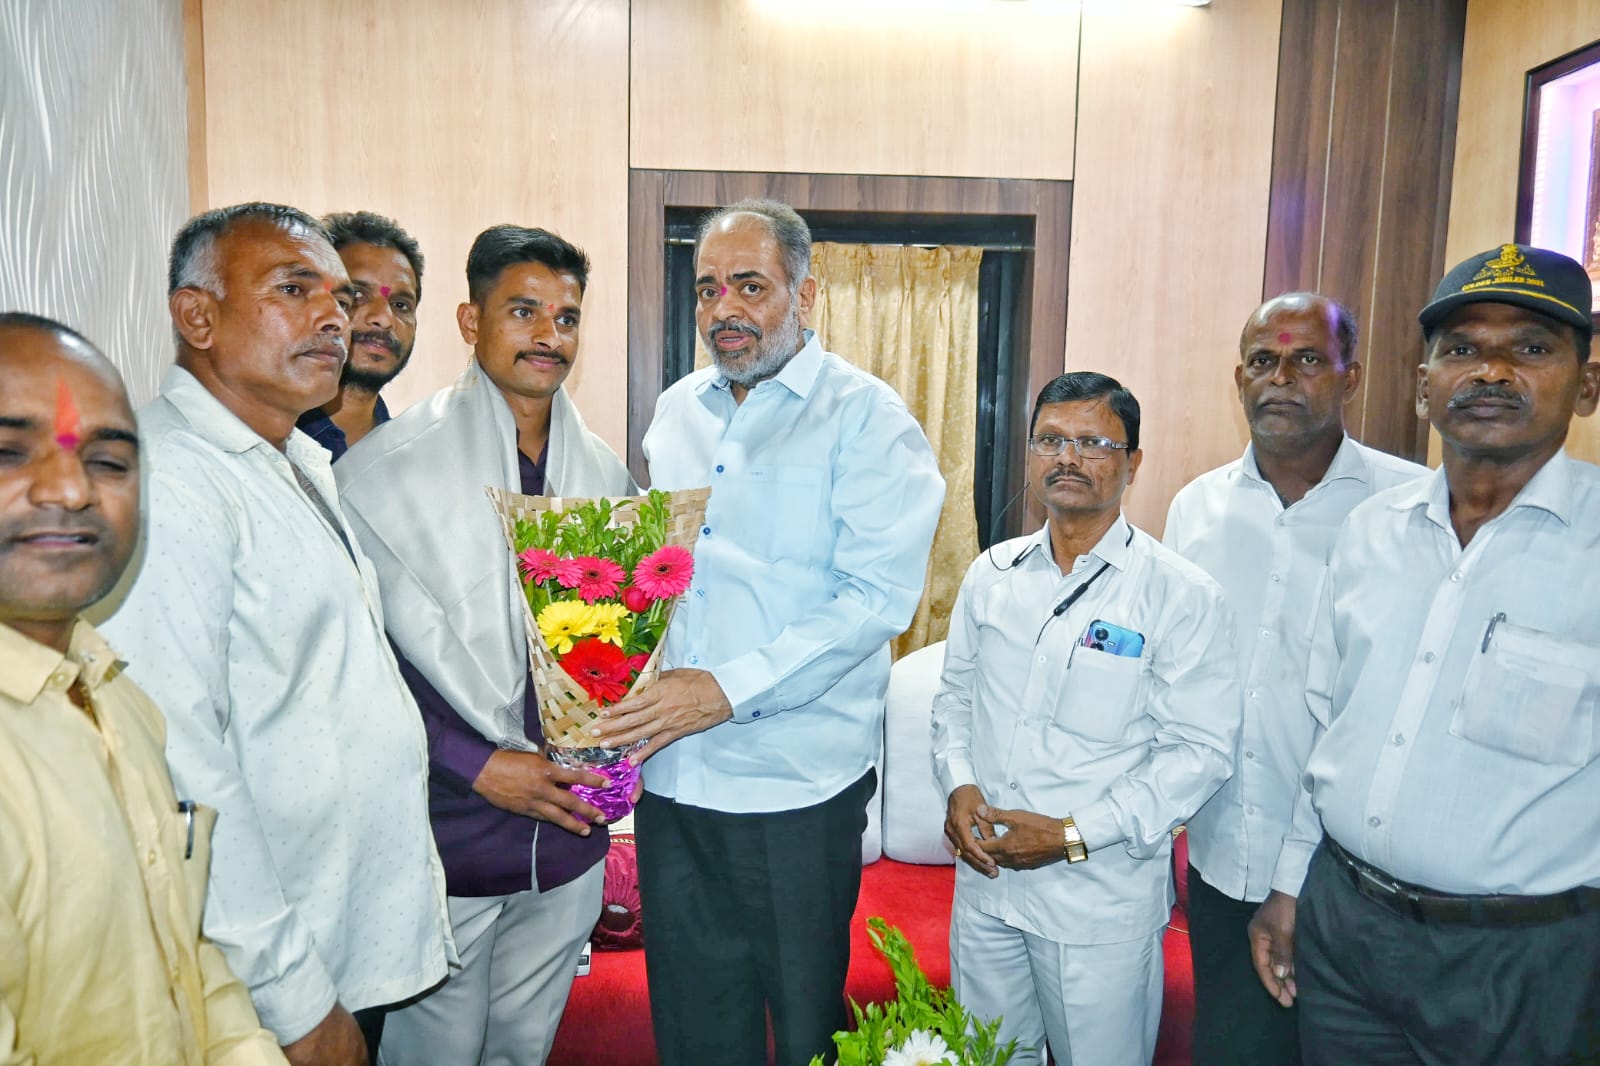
[1245,805,1256,815]
[751,710,761,718]
[1270,574,1282,583]
[1392,732,1406,746]
[1368,816,1381,828]
[50,671,71,688]
[1244,750,1255,760]
[689,655,700,665]
[1260,629,1272,640]
[695,589,706,599]
[1009,782,1018,791]
[1037,655,1047,664]
[146,849,158,866]
[1423,652,1436,664]
[715,464,725,473]
[1450,571,1462,583]
[1248,689,1259,700]
[701,526,711,536]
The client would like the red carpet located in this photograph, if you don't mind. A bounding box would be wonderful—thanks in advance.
[551,848,1193,1066]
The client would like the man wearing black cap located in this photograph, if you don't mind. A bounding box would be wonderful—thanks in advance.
[1255,244,1600,1064]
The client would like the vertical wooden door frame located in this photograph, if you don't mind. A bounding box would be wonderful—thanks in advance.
[626,169,1072,509]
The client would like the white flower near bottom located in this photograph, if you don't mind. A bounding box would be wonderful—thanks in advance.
[883,1029,955,1066]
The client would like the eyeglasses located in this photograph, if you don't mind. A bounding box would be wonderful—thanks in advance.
[1027,434,1131,460]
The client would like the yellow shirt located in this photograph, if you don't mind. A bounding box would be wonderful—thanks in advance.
[0,620,285,1066]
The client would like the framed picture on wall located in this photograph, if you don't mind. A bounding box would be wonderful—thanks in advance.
[1517,38,1600,311]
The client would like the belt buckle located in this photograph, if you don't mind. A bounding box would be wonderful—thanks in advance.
[1355,862,1403,900]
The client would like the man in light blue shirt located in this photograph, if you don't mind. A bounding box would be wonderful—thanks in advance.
[1260,245,1600,1065]
[1164,293,1423,1066]
[595,199,944,1066]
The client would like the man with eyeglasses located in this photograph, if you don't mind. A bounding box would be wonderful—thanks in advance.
[1163,293,1423,1066]
[931,372,1241,1066]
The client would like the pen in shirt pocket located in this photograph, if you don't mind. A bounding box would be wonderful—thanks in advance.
[178,800,196,859]
[1480,611,1507,654]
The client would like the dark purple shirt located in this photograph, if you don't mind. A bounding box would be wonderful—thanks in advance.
[296,395,391,461]
[392,445,607,897]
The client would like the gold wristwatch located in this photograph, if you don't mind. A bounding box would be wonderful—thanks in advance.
[1061,815,1087,864]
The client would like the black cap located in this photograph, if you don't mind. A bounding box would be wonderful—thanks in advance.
[1418,244,1593,339]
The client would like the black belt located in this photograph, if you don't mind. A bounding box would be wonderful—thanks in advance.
[1324,837,1600,927]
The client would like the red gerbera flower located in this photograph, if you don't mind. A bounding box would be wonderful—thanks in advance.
[627,652,650,674]
[561,637,633,704]
[568,556,626,602]
[632,545,694,601]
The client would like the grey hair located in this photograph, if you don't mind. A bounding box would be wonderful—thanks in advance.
[168,202,326,298]
[695,198,812,292]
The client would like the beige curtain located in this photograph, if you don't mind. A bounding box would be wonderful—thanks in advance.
[699,243,980,656]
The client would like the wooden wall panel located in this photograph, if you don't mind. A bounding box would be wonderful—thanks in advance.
[196,0,631,450]
[1067,0,1284,535]
[627,0,1078,181]
[1445,0,1600,464]
[1265,0,1466,463]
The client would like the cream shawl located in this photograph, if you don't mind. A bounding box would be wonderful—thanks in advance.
[336,362,635,749]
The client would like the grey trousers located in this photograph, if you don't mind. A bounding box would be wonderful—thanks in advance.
[377,861,603,1066]
[1297,841,1600,1066]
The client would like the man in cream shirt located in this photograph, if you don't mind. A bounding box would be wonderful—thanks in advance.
[0,312,284,1065]
[102,203,452,1066]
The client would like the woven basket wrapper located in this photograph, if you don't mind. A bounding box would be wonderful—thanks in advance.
[487,486,712,750]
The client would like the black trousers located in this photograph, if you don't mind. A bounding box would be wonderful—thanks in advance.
[352,1005,386,1066]
[636,770,875,1066]
[1296,841,1600,1066]
[1187,864,1301,1066]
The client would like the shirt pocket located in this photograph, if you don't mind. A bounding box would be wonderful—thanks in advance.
[1056,647,1146,743]
[1451,620,1599,767]
[742,465,827,562]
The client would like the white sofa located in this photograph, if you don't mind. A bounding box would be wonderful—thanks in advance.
[867,639,954,866]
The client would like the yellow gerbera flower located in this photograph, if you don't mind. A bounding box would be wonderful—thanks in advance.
[537,601,598,654]
[587,602,628,646]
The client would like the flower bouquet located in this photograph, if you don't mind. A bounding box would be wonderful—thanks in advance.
[488,485,711,821]
[812,918,1016,1066]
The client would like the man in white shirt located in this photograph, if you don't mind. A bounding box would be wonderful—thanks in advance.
[932,372,1240,1066]
[1164,293,1423,1065]
[593,199,945,1066]
[102,203,452,1066]
[1258,245,1600,1064]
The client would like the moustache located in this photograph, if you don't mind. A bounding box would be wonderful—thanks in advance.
[1447,384,1526,410]
[710,321,762,342]
[296,337,347,358]
[1044,468,1092,486]
[515,350,569,365]
[352,330,401,356]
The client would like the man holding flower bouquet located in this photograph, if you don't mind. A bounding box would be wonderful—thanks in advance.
[595,200,944,1066]
[337,226,634,1065]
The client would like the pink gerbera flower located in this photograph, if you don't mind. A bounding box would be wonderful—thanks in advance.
[633,545,694,601]
[517,547,565,584]
[570,556,626,602]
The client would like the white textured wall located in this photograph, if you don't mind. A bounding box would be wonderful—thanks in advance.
[0,0,189,405]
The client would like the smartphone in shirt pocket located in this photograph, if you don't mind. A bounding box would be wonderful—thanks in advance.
[1081,619,1145,658]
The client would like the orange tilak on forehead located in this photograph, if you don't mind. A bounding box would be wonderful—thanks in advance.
[54,379,82,449]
